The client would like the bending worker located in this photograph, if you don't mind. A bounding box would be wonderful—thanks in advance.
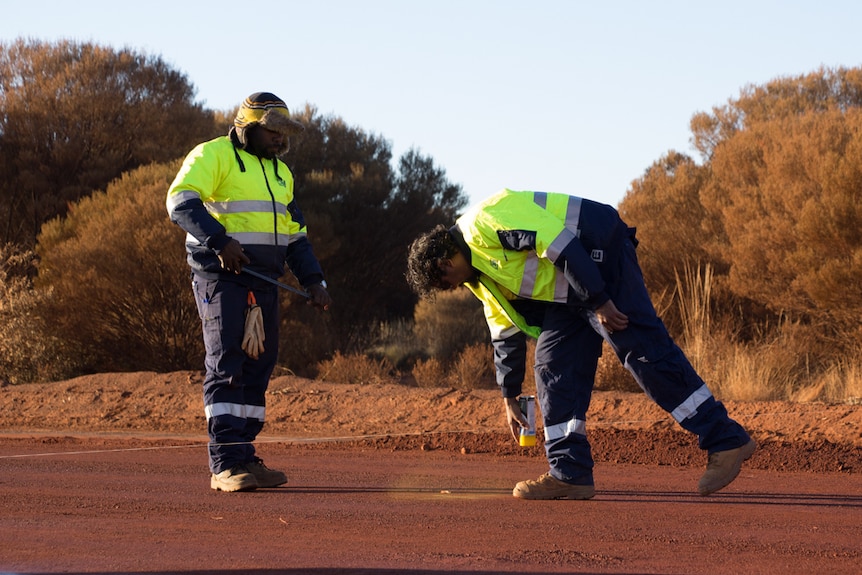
[406,188,755,500]
[167,92,331,492]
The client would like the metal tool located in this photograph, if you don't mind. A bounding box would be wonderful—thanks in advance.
[242,268,310,298]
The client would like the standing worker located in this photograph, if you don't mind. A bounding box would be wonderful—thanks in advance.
[406,189,755,500]
[167,92,331,492]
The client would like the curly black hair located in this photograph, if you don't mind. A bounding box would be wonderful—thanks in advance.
[405,224,460,298]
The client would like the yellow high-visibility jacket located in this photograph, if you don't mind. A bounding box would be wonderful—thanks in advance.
[166,133,323,285]
[452,189,630,395]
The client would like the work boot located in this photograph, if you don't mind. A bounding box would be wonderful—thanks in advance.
[513,472,595,500]
[211,465,259,492]
[698,439,757,496]
[245,457,288,488]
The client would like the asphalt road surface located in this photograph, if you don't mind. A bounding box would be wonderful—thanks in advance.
[1,434,859,575]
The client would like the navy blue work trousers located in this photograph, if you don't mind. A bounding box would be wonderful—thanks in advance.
[192,275,280,474]
[535,238,751,485]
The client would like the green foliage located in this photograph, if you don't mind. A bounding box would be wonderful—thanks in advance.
[0,38,220,247]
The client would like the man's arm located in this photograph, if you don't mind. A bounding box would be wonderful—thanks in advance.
[492,332,530,442]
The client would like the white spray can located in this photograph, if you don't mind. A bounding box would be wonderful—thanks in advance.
[518,395,537,447]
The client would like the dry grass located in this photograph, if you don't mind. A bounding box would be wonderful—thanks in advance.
[411,356,449,389]
[5,237,861,404]
[447,343,496,390]
[312,269,862,404]
[315,351,399,386]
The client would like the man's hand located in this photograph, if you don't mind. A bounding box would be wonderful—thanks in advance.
[217,239,250,274]
[306,283,332,311]
[503,397,528,443]
[595,299,628,333]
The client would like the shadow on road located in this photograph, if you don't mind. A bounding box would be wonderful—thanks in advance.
[596,489,862,508]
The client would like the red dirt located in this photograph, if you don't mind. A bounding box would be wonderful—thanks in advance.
[1,371,860,574]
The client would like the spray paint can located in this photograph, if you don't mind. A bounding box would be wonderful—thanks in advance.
[518,395,537,447]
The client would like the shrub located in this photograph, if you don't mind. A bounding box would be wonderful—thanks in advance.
[0,243,81,383]
[413,289,487,362]
[34,161,202,375]
[411,356,448,389]
[363,319,426,371]
[448,343,496,390]
[315,351,398,385]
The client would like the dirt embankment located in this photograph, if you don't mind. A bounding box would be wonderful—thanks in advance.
[1,371,859,473]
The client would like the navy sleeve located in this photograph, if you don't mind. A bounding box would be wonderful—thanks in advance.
[284,236,325,287]
[493,331,528,398]
[169,196,231,252]
[555,238,610,308]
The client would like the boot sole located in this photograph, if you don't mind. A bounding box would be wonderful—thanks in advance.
[210,477,259,492]
[513,487,596,500]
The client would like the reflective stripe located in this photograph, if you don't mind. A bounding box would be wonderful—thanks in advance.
[166,189,201,211]
[494,324,521,340]
[184,230,306,247]
[533,192,581,234]
[565,195,582,231]
[205,402,266,421]
[230,231,292,245]
[519,252,539,297]
[206,200,288,217]
[546,227,577,262]
[670,384,713,422]
[533,191,548,209]
[544,416,587,441]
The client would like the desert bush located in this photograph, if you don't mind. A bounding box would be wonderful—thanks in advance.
[447,343,496,390]
[681,312,849,402]
[34,161,202,375]
[411,356,448,389]
[277,309,336,378]
[0,38,218,247]
[287,109,468,354]
[315,351,398,385]
[362,319,427,371]
[0,243,81,383]
[413,289,487,362]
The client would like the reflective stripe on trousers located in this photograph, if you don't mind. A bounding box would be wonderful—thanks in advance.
[544,416,587,442]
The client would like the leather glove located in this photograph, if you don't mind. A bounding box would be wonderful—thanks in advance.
[241,293,265,359]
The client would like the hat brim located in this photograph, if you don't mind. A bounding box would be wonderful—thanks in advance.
[259,108,305,136]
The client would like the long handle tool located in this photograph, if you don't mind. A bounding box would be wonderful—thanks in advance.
[242,268,310,298]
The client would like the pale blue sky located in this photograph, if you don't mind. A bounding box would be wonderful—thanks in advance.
[3,1,860,209]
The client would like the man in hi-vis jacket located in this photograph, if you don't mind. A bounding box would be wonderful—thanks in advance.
[167,92,331,492]
[406,189,755,499]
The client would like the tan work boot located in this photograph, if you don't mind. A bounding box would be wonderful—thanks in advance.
[513,472,595,500]
[245,457,288,488]
[211,465,259,492]
[698,439,757,496]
